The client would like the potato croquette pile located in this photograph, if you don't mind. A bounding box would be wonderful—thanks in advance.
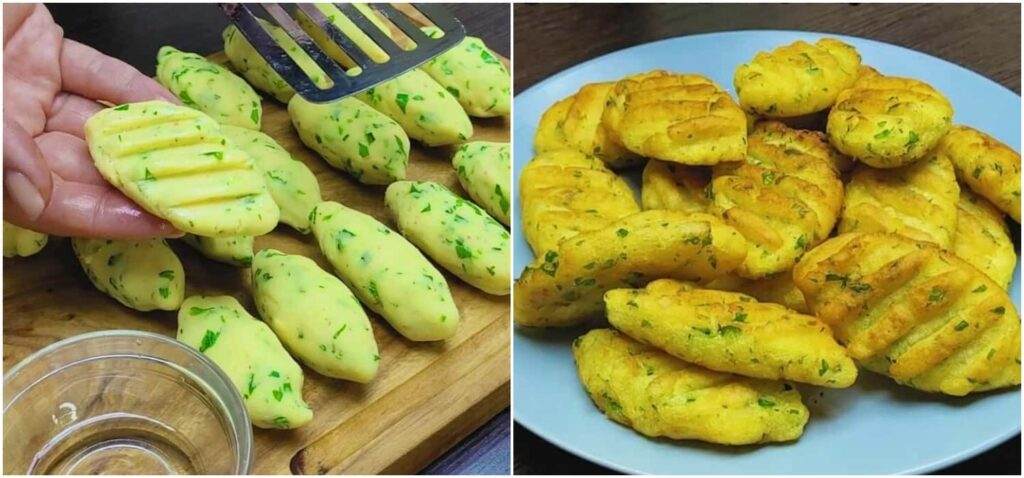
[5,6,511,431]
[517,37,1021,445]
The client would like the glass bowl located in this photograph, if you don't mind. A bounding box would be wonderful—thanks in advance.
[3,330,253,474]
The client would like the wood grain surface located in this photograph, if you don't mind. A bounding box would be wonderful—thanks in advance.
[512,3,1021,475]
[3,49,510,474]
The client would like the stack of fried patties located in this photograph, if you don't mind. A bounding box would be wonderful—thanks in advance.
[516,38,1021,445]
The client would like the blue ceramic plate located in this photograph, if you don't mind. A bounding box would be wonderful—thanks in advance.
[513,30,1021,475]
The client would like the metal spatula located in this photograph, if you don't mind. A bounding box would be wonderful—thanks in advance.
[220,3,466,103]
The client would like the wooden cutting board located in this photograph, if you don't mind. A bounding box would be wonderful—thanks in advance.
[2,52,510,474]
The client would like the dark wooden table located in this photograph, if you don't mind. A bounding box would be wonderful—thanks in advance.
[43,3,510,475]
[513,3,1021,475]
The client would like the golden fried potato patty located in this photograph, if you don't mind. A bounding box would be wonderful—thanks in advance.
[519,150,640,257]
[573,328,809,445]
[603,70,747,165]
[735,38,861,117]
[514,210,747,327]
[793,232,1021,396]
[935,125,1021,223]
[607,279,856,387]
[839,154,960,248]
[709,121,844,278]
[827,74,953,168]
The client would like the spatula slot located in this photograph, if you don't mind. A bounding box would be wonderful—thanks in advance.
[221,3,466,103]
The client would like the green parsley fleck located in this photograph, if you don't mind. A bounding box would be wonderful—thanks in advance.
[396,93,410,113]
[199,330,220,352]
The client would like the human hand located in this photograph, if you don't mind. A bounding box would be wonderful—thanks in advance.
[4,4,182,239]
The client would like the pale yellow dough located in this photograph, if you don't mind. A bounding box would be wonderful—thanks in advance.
[252,249,380,383]
[84,101,279,237]
[452,142,511,226]
[156,46,262,129]
[288,95,409,185]
[3,222,47,258]
[311,201,459,341]
[386,181,511,296]
[221,125,322,233]
[72,238,184,311]
[178,295,313,429]
[421,26,511,117]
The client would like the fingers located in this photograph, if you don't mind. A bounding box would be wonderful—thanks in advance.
[4,118,53,220]
[4,176,182,239]
[59,39,180,106]
[3,4,38,45]
[35,131,107,185]
[45,93,103,138]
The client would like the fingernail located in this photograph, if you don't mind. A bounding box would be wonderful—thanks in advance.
[156,220,185,238]
[6,172,46,220]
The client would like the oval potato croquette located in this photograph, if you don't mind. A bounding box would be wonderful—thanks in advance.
[839,154,959,248]
[288,95,410,185]
[953,189,1016,290]
[793,232,1021,396]
[72,238,184,312]
[641,160,710,213]
[385,181,511,296]
[602,70,747,165]
[519,150,640,257]
[251,249,380,383]
[84,101,280,237]
[355,70,473,147]
[735,38,861,117]
[178,295,313,429]
[709,121,844,278]
[573,328,809,445]
[452,141,512,226]
[934,125,1021,223]
[156,46,262,130]
[827,74,953,168]
[420,27,511,118]
[514,210,747,328]
[311,201,459,342]
[607,279,855,388]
